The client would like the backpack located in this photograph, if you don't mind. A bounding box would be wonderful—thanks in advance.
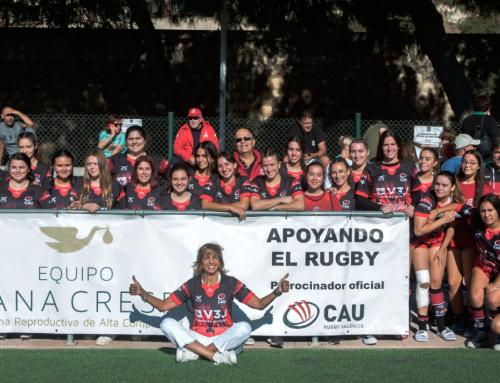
[472,115,492,158]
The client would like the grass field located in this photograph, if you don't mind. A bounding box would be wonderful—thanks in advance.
[1,349,500,383]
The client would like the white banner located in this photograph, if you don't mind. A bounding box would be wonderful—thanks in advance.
[0,213,409,336]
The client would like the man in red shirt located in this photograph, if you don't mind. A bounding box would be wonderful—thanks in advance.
[173,108,220,167]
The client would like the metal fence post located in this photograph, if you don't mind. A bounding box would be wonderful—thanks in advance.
[355,112,362,138]
[168,112,174,162]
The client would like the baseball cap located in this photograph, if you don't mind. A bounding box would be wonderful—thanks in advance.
[454,134,480,149]
[187,108,202,118]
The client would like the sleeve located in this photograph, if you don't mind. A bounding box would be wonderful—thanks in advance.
[168,281,191,305]
[247,182,261,199]
[233,278,255,304]
[240,179,252,198]
[355,172,371,199]
[116,132,126,148]
[355,194,382,211]
[39,190,50,208]
[315,127,326,144]
[291,180,304,197]
[414,194,434,217]
[111,181,123,208]
[173,125,192,162]
[117,190,126,209]
[200,181,216,202]
[98,130,108,142]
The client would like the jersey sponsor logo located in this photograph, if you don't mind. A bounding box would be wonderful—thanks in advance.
[399,173,408,182]
[377,175,385,182]
[283,300,320,329]
[341,200,351,209]
[375,186,408,196]
[216,191,223,199]
[120,166,128,172]
[217,293,226,304]
[234,189,240,200]
[494,240,500,250]
[117,176,128,186]
[128,196,134,204]
[195,295,202,303]
[147,197,156,208]
[39,226,114,253]
[194,308,228,321]
[0,196,7,203]
[50,197,57,204]
[279,190,287,197]
[24,196,34,206]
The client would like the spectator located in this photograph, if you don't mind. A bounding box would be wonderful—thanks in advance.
[461,95,499,160]
[233,128,264,181]
[288,111,329,167]
[484,138,500,195]
[336,135,353,167]
[173,108,220,167]
[441,134,479,174]
[98,115,126,158]
[200,152,251,221]
[363,121,388,161]
[401,141,419,170]
[438,128,456,162]
[0,106,35,164]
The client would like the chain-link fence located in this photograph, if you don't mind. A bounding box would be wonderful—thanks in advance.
[29,113,462,166]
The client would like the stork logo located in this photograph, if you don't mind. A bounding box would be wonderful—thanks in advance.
[283,300,320,329]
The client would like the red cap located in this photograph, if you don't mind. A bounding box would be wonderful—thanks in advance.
[187,108,202,118]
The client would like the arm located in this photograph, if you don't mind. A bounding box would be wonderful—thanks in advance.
[414,212,455,237]
[355,195,385,211]
[272,193,305,211]
[12,109,34,128]
[201,198,249,221]
[98,131,117,150]
[251,195,292,211]
[313,141,328,159]
[129,276,179,312]
[110,144,123,156]
[245,274,289,310]
[0,140,4,165]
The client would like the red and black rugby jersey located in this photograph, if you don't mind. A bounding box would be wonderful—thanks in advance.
[117,184,165,210]
[200,175,251,204]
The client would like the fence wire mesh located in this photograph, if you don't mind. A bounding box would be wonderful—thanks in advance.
[29,113,461,166]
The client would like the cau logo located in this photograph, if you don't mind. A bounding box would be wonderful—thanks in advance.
[283,300,320,329]
[39,226,113,253]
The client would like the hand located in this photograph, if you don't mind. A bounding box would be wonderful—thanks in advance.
[303,153,314,163]
[281,196,293,204]
[229,206,246,221]
[380,205,392,215]
[404,205,414,218]
[69,201,80,209]
[326,187,338,196]
[427,209,439,223]
[432,247,447,269]
[80,202,101,213]
[129,275,146,297]
[274,273,290,296]
[441,211,456,224]
[486,282,500,294]
[187,156,196,167]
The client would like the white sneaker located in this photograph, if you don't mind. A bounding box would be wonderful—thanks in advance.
[439,327,457,341]
[213,350,237,366]
[245,337,255,345]
[361,335,377,345]
[493,336,500,351]
[95,335,116,345]
[414,330,428,342]
[0,334,6,340]
[176,348,199,363]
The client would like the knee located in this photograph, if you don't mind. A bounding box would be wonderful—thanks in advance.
[491,318,500,335]
[234,321,252,338]
[447,277,462,292]
[469,288,484,307]
[160,317,178,333]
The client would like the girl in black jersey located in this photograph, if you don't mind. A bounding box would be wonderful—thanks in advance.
[117,155,165,210]
[411,148,439,205]
[200,152,250,220]
[129,243,290,365]
[17,132,51,188]
[39,149,82,209]
[165,163,201,211]
[466,194,500,349]
[108,126,169,187]
[329,158,356,211]
[282,136,305,183]
[77,149,121,213]
[249,149,304,212]
[0,152,41,209]
[188,141,218,197]
[355,129,416,215]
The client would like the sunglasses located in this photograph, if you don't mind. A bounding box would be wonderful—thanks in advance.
[188,117,201,120]
[235,136,253,143]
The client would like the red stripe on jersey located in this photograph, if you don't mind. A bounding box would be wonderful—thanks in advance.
[291,190,304,198]
[199,194,214,202]
[355,190,369,198]
[169,293,183,306]
[241,292,255,304]
[414,211,429,218]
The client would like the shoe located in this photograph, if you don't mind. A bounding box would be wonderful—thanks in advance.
[20,334,32,340]
[245,337,255,345]
[361,335,377,345]
[493,336,500,351]
[438,327,456,341]
[465,330,488,349]
[414,330,428,342]
[176,348,199,363]
[327,336,342,345]
[0,334,6,340]
[213,350,237,365]
[267,336,284,348]
[95,335,116,345]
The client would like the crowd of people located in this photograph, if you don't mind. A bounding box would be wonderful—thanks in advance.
[1,95,500,356]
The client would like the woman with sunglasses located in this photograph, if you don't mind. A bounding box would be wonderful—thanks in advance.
[117,155,166,210]
[200,152,250,220]
[39,149,82,209]
[109,125,169,187]
[98,114,126,158]
[164,163,201,211]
